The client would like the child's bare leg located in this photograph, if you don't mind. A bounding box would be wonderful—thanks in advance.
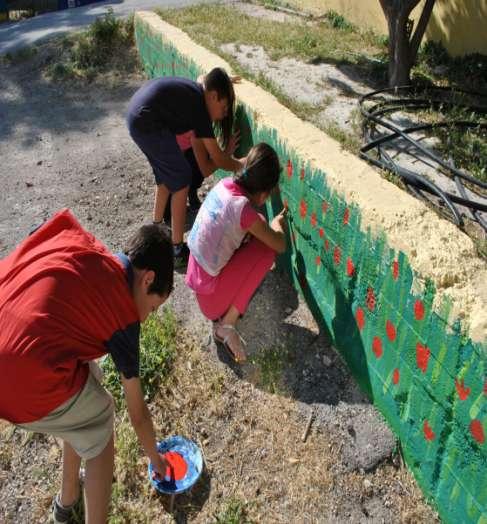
[170,185,189,244]
[60,441,81,506]
[221,305,240,327]
[84,434,114,524]
[153,184,170,223]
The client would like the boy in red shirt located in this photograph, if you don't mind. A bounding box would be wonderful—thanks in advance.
[0,209,173,523]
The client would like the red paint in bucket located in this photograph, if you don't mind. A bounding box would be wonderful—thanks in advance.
[162,451,188,481]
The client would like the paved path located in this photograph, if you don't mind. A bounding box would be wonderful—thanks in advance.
[0,0,222,55]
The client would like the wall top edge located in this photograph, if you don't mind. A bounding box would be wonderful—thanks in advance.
[134,11,486,344]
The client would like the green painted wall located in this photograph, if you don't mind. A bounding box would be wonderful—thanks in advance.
[134,16,487,523]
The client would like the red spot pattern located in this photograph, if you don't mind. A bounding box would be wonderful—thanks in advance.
[162,451,188,481]
[392,260,399,280]
[414,300,425,320]
[484,381,487,396]
[333,246,341,265]
[324,239,330,251]
[343,208,350,225]
[322,201,328,214]
[346,258,355,277]
[356,307,365,330]
[287,160,293,179]
[366,287,376,312]
[372,337,383,358]
[299,199,307,219]
[423,421,435,441]
[315,255,321,267]
[393,368,400,385]
[319,228,324,238]
[386,320,396,342]
[416,343,430,373]
[470,420,485,444]
[455,378,471,401]
[300,168,305,181]
[310,212,317,228]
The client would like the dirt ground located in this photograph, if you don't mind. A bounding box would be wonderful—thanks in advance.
[0,8,439,523]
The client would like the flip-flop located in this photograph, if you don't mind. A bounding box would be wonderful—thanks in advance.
[213,324,247,363]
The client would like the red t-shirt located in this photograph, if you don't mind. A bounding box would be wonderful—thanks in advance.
[0,210,140,424]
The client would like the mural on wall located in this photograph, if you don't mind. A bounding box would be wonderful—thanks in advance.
[135,17,486,523]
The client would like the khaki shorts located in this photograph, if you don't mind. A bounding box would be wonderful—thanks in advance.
[17,369,114,460]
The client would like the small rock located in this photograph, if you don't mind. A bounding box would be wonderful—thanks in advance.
[36,160,42,166]
[285,307,292,314]
[322,355,332,366]
[25,182,33,188]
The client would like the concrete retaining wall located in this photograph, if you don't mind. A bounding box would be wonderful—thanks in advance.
[134,11,487,523]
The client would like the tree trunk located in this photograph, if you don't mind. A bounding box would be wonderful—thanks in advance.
[379,0,436,88]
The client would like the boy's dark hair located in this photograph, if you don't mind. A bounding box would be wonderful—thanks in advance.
[124,224,174,296]
[234,143,281,195]
[203,67,235,150]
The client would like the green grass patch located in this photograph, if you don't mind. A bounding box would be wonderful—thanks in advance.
[157,4,384,65]
[249,345,290,394]
[3,46,38,64]
[46,8,137,81]
[213,498,253,524]
[102,308,177,407]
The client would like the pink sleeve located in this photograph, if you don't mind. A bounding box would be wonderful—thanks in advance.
[240,203,261,229]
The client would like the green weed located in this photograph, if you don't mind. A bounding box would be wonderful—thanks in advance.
[323,10,355,31]
[3,46,38,64]
[102,309,177,407]
[249,345,290,394]
[213,498,252,524]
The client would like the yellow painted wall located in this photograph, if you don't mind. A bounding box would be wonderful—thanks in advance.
[285,0,487,57]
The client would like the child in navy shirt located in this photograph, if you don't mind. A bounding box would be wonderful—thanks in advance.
[127,67,243,267]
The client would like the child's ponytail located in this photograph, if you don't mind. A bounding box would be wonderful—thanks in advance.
[235,143,281,194]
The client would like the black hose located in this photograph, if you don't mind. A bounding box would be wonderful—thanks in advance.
[359,85,487,233]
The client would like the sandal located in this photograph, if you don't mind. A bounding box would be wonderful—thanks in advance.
[213,323,247,363]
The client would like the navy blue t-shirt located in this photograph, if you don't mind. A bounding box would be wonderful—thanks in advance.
[127,76,215,139]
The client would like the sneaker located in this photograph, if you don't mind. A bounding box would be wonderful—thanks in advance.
[173,242,189,268]
[52,494,76,524]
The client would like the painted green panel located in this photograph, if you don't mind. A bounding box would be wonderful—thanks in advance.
[134,17,487,523]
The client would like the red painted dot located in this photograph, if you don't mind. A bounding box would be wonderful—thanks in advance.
[310,212,317,228]
[372,336,383,358]
[299,199,307,219]
[322,201,328,214]
[356,307,365,330]
[484,381,487,396]
[423,420,435,441]
[416,343,430,374]
[333,246,341,265]
[343,208,350,225]
[324,239,330,251]
[346,258,355,277]
[319,227,324,238]
[455,378,471,401]
[392,260,399,280]
[392,368,400,385]
[414,300,425,320]
[470,420,485,444]
[386,320,396,342]
[287,160,293,178]
[162,451,187,481]
[300,167,305,181]
[366,287,376,312]
[315,255,321,267]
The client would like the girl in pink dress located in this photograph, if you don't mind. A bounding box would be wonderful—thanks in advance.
[185,143,287,362]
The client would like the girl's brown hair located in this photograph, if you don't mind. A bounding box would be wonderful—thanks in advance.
[234,143,281,195]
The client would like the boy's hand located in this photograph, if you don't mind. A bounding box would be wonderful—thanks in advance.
[151,453,169,481]
[225,130,240,156]
[230,75,242,84]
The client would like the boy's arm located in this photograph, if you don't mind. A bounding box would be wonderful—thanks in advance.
[202,137,243,173]
[121,374,167,478]
[192,131,241,178]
